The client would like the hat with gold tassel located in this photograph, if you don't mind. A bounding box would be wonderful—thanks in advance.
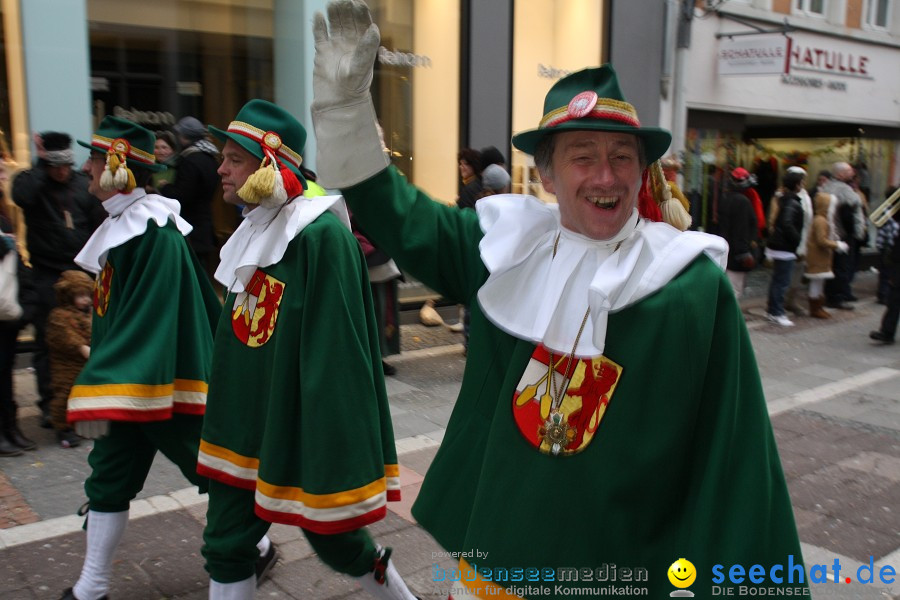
[208,99,307,208]
[512,65,692,230]
[78,116,166,194]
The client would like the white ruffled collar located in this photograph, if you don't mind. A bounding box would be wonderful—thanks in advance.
[75,190,190,274]
[475,194,727,356]
[215,194,351,292]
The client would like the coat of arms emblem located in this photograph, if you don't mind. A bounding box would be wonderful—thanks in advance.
[231,269,285,348]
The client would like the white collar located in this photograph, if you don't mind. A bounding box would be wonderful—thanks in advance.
[74,190,190,274]
[215,194,351,292]
[475,194,727,356]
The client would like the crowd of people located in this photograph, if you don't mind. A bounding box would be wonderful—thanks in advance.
[0,0,895,598]
[704,157,897,341]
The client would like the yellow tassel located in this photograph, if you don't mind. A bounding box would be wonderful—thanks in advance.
[237,158,276,205]
[660,197,692,232]
[99,166,115,191]
[650,161,692,232]
[107,152,120,172]
[113,164,128,189]
[259,169,288,208]
[123,167,136,194]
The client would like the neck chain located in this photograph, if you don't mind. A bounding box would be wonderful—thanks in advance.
[544,231,620,414]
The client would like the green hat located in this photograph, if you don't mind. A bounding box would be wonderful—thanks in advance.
[511,65,671,163]
[77,116,166,172]
[208,99,306,183]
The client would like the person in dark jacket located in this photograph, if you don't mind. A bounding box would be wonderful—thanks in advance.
[11,132,104,425]
[871,209,900,345]
[160,116,221,276]
[1,160,39,455]
[714,169,759,298]
[764,170,805,327]
[455,148,482,210]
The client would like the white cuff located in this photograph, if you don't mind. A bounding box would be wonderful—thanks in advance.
[312,97,389,189]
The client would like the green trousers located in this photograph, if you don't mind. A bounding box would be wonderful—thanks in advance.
[202,479,377,583]
[85,415,208,513]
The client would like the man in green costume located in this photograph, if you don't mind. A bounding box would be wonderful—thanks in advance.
[198,99,419,599]
[61,117,224,600]
[309,2,810,598]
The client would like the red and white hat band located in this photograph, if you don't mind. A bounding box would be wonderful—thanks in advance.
[227,121,302,169]
[539,92,641,130]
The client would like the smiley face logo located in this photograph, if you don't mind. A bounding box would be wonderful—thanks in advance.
[668,558,696,589]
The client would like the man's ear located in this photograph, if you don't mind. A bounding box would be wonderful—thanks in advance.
[539,169,555,195]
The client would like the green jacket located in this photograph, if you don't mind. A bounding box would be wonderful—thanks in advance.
[343,167,808,598]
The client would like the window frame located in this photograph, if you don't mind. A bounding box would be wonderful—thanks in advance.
[862,0,890,30]
[793,0,827,18]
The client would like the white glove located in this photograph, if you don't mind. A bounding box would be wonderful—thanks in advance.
[311,0,389,189]
[835,240,849,254]
[75,420,110,439]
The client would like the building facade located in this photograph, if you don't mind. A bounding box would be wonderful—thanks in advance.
[661,0,900,229]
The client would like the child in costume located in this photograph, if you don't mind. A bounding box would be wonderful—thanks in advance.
[45,270,93,447]
[198,99,417,599]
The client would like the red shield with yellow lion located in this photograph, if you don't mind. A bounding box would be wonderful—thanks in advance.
[231,269,285,348]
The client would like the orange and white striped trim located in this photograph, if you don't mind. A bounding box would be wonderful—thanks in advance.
[90,134,158,167]
[226,120,303,170]
[540,97,640,130]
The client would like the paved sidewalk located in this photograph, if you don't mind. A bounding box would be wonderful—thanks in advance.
[1,270,898,599]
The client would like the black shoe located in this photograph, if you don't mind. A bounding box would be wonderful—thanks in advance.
[382,360,397,376]
[58,429,82,449]
[825,300,855,310]
[847,294,859,302]
[0,434,23,457]
[255,543,278,586]
[8,427,36,451]
[870,330,895,344]
[59,587,108,600]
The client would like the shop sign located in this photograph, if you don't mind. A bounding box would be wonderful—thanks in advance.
[538,64,573,80]
[789,43,871,78]
[113,106,176,127]
[717,34,790,75]
[780,73,847,91]
[378,47,432,68]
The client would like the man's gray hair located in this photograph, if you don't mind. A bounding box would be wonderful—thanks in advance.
[533,132,647,177]
[831,161,854,181]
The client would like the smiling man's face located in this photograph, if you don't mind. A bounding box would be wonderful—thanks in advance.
[539,130,643,241]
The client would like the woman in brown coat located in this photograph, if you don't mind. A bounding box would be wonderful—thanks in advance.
[806,192,849,318]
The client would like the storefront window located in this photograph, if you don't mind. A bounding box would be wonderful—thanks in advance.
[0,6,12,157]
[370,0,460,200]
[511,0,604,203]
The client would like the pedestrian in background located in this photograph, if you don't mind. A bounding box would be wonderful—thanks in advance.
[11,132,104,428]
[160,116,220,277]
[150,129,178,189]
[0,160,38,456]
[824,162,865,309]
[768,166,813,315]
[805,191,848,319]
[714,168,758,298]
[478,163,511,197]
[875,187,900,304]
[765,170,806,327]
[455,148,482,210]
[44,270,92,448]
[871,207,900,345]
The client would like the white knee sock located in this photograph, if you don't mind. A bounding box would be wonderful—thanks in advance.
[255,534,271,556]
[73,510,129,600]
[209,575,256,600]
[356,548,417,600]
